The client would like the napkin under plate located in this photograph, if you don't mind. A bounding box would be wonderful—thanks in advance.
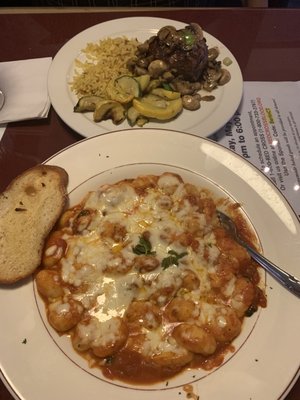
[0,57,52,124]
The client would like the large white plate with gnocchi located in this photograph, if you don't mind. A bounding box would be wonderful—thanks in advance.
[0,128,299,400]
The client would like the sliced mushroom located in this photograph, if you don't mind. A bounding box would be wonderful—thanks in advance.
[202,80,218,92]
[218,69,231,85]
[208,47,220,61]
[126,57,137,73]
[148,59,169,78]
[205,68,223,83]
[207,60,222,70]
[136,57,150,69]
[189,23,204,40]
[182,94,201,111]
[201,95,216,102]
[137,41,150,54]
[157,25,178,45]
[135,65,149,76]
[170,80,201,95]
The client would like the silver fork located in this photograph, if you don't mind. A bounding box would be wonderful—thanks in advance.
[217,210,300,298]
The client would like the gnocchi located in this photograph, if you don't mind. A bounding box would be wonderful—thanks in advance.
[36,173,266,384]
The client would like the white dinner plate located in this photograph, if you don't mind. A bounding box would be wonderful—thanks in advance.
[48,17,243,138]
[1,129,299,400]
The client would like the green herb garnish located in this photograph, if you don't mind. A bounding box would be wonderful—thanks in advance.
[161,250,188,270]
[132,236,156,256]
[77,209,90,218]
[104,355,114,365]
[162,82,173,91]
[179,28,196,50]
[245,304,257,317]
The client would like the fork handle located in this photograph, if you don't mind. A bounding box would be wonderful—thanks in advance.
[244,243,300,298]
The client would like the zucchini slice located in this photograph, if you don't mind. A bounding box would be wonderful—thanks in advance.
[150,88,181,100]
[127,106,140,127]
[135,74,151,93]
[74,95,104,112]
[106,75,140,104]
[93,100,125,124]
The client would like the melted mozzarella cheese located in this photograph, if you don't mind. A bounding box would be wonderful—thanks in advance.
[199,302,218,325]
[157,173,182,192]
[98,184,139,213]
[45,173,252,370]
[92,273,141,322]
[50,301,71,315]
[60,177,218,324]
[142,328,186,357]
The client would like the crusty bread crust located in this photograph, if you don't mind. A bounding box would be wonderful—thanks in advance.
[0,165,68,284]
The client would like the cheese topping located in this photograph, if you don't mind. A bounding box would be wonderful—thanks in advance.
[37,173,266,384]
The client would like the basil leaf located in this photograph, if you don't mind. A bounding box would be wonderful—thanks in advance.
[132,236,156,256]
[161,250,188,270]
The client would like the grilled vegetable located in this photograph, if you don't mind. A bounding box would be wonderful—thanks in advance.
[150,88,181,100]
[106,75,140,104]
[127,106,140,127]
[74,95,104,112]
[93,100,125,124]
[132,95,182,121]
[135,74,151,92]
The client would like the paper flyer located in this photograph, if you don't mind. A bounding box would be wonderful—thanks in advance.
[213,81,300,221]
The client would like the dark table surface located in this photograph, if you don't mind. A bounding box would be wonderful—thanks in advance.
[0,6,299,400]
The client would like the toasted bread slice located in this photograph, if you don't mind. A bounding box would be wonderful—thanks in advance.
[0,165,68,284]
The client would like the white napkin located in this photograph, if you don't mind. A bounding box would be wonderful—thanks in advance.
[0,57,52,124]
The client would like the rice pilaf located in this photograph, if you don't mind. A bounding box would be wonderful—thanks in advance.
[70,37,140,98]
